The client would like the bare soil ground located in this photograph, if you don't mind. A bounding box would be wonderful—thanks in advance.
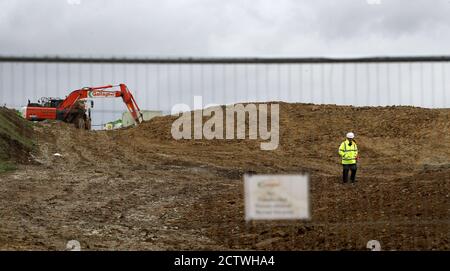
[0,103,449,250]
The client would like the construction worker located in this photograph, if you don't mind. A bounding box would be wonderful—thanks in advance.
[338,132,358,184]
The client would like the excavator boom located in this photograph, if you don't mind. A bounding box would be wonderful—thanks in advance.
[118,84,143,124]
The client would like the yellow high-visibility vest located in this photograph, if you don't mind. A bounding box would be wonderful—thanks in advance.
[339,139,358,165]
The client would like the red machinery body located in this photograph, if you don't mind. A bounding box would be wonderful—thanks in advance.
[24,84,143,129]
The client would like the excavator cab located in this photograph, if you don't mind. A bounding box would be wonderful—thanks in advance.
[27,97,64,108]
[46,98,64,108]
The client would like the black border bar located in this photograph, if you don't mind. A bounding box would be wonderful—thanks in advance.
[0,251,446,270]
[1,55,450,64]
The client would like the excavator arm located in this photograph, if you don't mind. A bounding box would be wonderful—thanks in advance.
[118,84,143,124]
[59,84,143,125]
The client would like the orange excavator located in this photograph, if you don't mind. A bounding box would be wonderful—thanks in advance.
[23,84,143,130]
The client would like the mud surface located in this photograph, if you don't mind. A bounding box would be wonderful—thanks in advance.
[0,103,449,250]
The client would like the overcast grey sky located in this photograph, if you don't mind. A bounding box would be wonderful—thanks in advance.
[1,0,450,57]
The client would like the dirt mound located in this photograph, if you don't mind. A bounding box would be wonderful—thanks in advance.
[0,107,35,172]
[0,103,448,250]
[121,103,450,176]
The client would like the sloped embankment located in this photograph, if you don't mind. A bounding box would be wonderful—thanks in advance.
[0,107,35,172]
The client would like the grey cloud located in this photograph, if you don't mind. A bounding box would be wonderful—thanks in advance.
[0,0,450,57]
[309,0,450,40]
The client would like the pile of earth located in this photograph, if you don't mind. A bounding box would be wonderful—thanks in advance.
[122,102,450,177]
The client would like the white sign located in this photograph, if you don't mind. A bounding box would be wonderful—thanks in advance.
[244,174,310,221]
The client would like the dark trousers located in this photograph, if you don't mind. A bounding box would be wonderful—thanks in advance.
[343,164,357,183]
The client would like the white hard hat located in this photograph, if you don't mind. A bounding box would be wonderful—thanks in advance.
[346,132,355,139]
